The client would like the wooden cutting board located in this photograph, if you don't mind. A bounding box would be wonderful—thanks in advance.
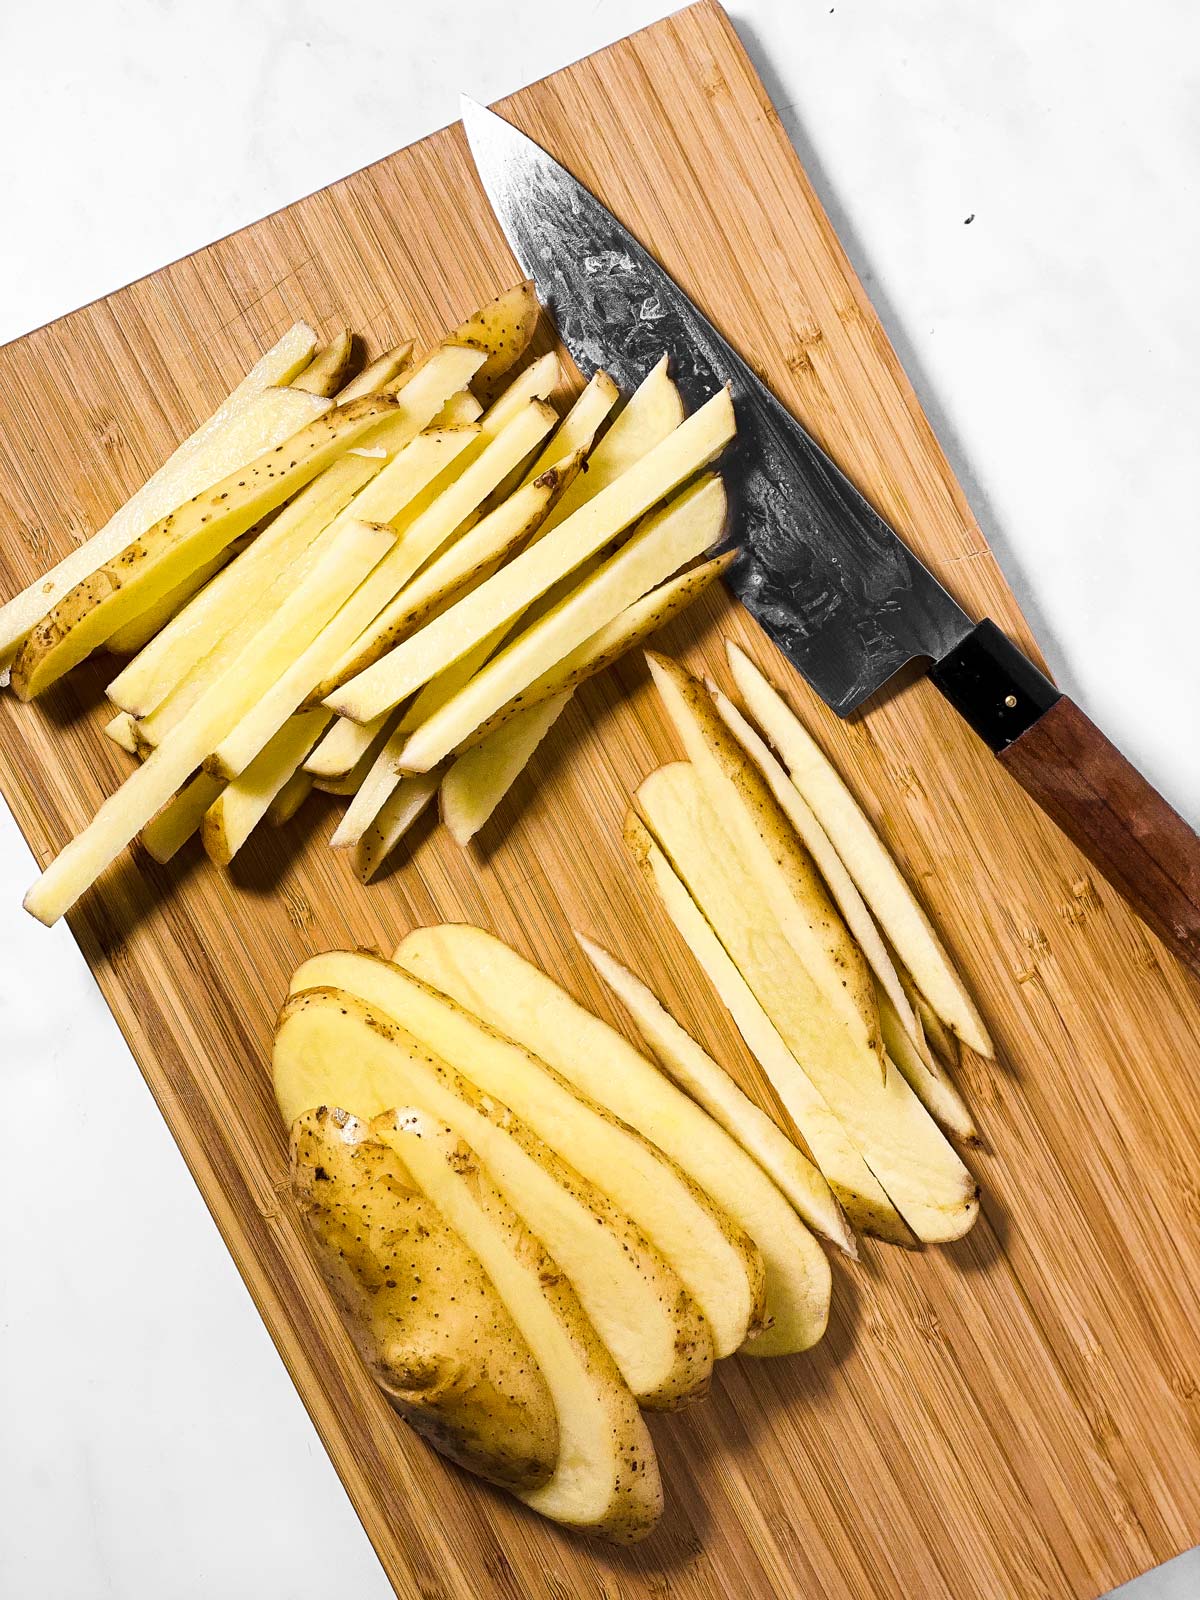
[2,4,1198,1595]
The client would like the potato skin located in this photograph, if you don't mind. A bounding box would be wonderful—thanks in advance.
[445,281,540,404]
[288,1103,558,1492]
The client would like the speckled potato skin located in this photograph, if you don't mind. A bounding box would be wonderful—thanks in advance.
[288,1105,559,1492]
[445,281,539,404]
[289,329,358,397]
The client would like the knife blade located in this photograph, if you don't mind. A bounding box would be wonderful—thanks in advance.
[461,96,1200,977]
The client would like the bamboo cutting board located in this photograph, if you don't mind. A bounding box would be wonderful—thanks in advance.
[2,4,1198,1595]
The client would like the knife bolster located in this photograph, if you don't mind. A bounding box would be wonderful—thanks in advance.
[929,619,1060,753]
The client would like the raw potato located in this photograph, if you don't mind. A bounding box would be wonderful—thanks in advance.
[445,280,540,402]
[726,640,994,1058]
[576,931,856,1258]
[103,711,139,755]
[281,962,712,1408]
[13,395,401,700]
[335,340,414,401]
[508,369,618,495]
[201,711,328,865]
[353,773,440,882]
[877,983,977,1143]
[329,387,736,726]
[377,1108,663,1543]
[104,549,235,656]
[289,1105,558,1491]
[310,714,397,798]
[648,651,883,1070]
[305,714,383,781]
[440,693,571,845]
[141,772,224,864]
[267,768,313,827]
[634,764,979,1243]
[290,329,358,396]
[429,390,484,426]
[386,475,727,772]
[23,520,393,924]
[399,926,823,1356]
[0,323,321,668]
[625,809,912,1244]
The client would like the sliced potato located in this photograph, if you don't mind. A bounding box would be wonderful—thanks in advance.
[334,340,414,402]
[475,350,560,430]
[140,772,225,864]
[290,329,358,396]
[304,713,384,782]
[378,1107,661,1542]
[266,768,313,827]
[282,963,712,1408]
[23,520,394,924]
[399,927,823,1356]
[429,389,484,426]
[445,281,540,402]
[726,641,994,1058]
[576,931,855,1257]
[440,693,570,846]
[289,1105,557,1491]
[633,764,978,1243]
[391,930,761,1357]
[353,772,440,881]
[490,369,617,505]
[330,387,735,726]
[201,711,328,865]
[877,983,977,1143]
[383,475,726,771]
[309,712,397,798]
[648,651,883,1070]
[103,711,139,755]
[624,807,911,1244]
[104,548,236,656]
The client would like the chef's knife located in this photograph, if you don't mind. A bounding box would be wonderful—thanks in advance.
[461,97,1200,978]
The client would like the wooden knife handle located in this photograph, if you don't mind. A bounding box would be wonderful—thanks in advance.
[931,620,1200,978]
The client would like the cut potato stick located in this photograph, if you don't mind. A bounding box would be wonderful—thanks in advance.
[624,808,911,1244]
[103,711,139,755]
[575,931,855,1257]
[910,978,960,1071]
[329,387,735,726]
[141,772,226,864]
[439,694,570,845]
[353,770,441,881]
[310,712,395,796]
[446,281,540,402]
[648,651,883,1071]
[23,520,394,924]
[331,712,425,849]
[520,371,618,486]
[389,477,726,771]
[0,372,326,670]
[267,768,313,827]
[400,927,826,1355]
[633,764,978,1243]
[709,679,919,1049]
[290,329,357,396]
[201,711,328,865]
[727,640,994,1058]
[335,340,414,401]
[476,350,560,431]
[105,547,237,656]
[304,713,386,781]
[877,983,977,1143]
[13,395,401,701]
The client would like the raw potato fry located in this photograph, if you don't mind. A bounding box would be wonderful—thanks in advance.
[13,396,401,701]
[201,711,328,865]
[710,680,920,1049]
[105,548,235,655]
[520,371,619,485]
[392,931,762,1358]
[727,641,994,1058]
[445,281,540,402]
[335,340,414,401]
[634,764,978,1243]
[289,1106,558,1491]
[624,809,911,1244]
[911,978,960,1071]
[332,717,423,849]
[309,712,395,797]
[0,373,326,669]
[475,350,560,431]
[305,714,384,781]
[353,772,440,881]
[329,387,736,726]
[575,931,855,1257]
[403,927,824,1356]
[267,768,313,827]
[379,1108,662,1543]
[282,960,712,1408]
[878,983,977,1143]
[389,476,727,771]
[103,711,139,755]
[141,772,225,864]
[23,520,393,924]
[429,390,483,426]
[439,693,571,845]
[290,329,357,396]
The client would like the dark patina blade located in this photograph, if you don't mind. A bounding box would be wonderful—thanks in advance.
[462,97,974,715]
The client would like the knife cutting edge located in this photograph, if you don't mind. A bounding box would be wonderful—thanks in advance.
[461,96,1200,979]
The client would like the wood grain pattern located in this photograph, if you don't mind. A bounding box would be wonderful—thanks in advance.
[1002,695,1200,973]
[2,5,1199,1596]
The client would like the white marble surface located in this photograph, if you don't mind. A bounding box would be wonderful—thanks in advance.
[1,1,1197,1595]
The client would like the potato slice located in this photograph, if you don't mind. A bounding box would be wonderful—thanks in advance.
[648,652,883,1070]
[353,773,441,881]
[104,548,237,656]
[429,390,483,426]
[383,476,726,771]
[726,641,994,1058]
[290,329,358,396]
[439,693,570,845]
[332,717,435,851]
[877,983,977,1143]
[102,711,139,755]
[23,520,393,924]
[289,1105,557,1491]
[310,713,396,798]
[267,768,313,827]
[281,962,712,1407]
[13,396,402,700]
[490,369,618,505]
[141,772,225,863]
[340,943,761,1359]
[201,711,328,865]
[468,350,560,427]
[377,1107,662,1543]
[446,281,540,402]
[334,341,414,402]
[304,713,383,781]
[398,927,823,1356]
[576,931,855,1258]
[624,808,912,1244]
[634,764,979,1243]
[329,387,736,727]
